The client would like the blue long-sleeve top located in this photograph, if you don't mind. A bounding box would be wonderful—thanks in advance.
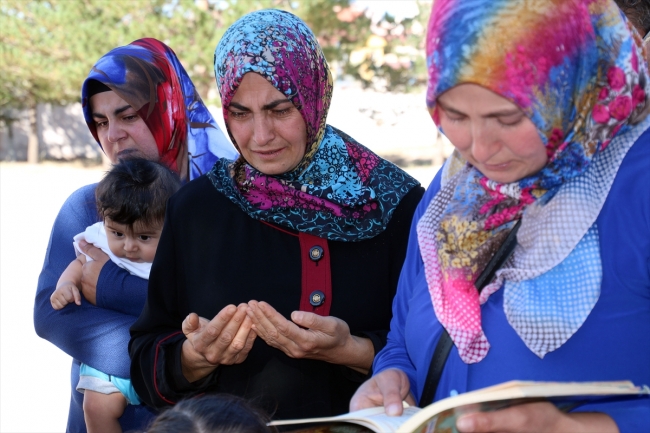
[373,131,650,433]
[34,183,156,433]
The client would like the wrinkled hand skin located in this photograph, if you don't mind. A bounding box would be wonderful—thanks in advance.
[246,300,375,374]
[180,304,256,383]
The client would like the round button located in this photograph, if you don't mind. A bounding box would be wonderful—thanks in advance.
[309,246,324,261]
[309,290,326,307]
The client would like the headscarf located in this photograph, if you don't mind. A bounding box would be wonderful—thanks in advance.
[208,10,419,241]
[82,38,238,180]
[418,0,649,363]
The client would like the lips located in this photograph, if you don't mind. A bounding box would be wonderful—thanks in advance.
[254,148,284,157]
[116,148,138,159]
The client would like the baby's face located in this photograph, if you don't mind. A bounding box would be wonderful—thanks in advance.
[104,217,162,263]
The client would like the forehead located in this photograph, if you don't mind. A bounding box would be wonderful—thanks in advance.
[438,84,520,113]
[230,72,287,105]
[104,217,161,233]
[89,90,131,114]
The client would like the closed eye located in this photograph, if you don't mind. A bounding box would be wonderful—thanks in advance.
[498,115,524,127]
[272,107,292,117]
[228,110,250,120]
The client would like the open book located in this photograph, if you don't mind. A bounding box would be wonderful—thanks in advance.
[269,380,648,433]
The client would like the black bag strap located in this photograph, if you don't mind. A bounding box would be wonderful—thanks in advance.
[418,219,521,407]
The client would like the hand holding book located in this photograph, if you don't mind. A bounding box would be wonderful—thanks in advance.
[272,379,649,433]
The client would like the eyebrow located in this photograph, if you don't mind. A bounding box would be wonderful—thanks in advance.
[437,101,521,118]
[229,99,292,112]
[92,104,132,119]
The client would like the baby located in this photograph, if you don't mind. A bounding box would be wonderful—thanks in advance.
[51,157,181,433]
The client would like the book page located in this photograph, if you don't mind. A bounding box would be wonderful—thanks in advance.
[270,406,421,432]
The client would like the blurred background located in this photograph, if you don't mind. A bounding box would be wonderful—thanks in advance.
[0,1,449,431]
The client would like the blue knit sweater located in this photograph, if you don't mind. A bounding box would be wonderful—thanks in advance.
[373,129,650,433]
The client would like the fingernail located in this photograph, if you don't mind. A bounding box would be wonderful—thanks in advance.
[385,403,401,416]
[456,415,474,432]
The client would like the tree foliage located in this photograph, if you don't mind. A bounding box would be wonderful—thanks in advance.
[0,0,430,111]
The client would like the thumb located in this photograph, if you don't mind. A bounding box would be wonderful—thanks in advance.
[182,313,200,335]
[291,310,319,329]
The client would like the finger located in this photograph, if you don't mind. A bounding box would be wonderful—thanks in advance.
[230,313,254,352]
[456,406,525,433]
[79,242,109,262]
[382,385,407,416]
[73,287,82,306]
[249,301,296,344]
[207,304,246,351]
[50,294,63,310]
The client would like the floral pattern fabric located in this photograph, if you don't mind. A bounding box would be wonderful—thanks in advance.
[82,38,237,180]
[209,10,419,241]
[419,0,649,362]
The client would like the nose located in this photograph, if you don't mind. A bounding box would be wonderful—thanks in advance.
[252,114,275,146]
[470,122,500,164]
[123,237,137,252]
[107,121,127,144]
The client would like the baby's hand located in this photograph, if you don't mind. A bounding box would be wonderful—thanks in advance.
[50,282,82,310]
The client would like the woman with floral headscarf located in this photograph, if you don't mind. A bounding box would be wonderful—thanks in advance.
[351,0,650,432]
[129,10,423,420]
[34,38,237,433]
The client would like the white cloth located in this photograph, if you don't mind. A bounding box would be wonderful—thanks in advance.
[73,222,151,280]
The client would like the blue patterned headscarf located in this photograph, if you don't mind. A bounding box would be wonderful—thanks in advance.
[82,38,238,180]
[208,10,419,241]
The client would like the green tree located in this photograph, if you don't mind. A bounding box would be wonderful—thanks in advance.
[0,0,430,162]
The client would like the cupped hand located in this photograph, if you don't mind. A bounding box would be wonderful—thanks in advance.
[455,401,619,433]
[78,240,109,305]
[246,300,374,372]
[180,304,257,382]
[350,368,415,416]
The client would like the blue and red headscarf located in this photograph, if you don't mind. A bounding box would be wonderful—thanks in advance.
[208,10,419,241]
[82,38,237,180]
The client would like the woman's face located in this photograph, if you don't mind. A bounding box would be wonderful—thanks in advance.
[89,91,159,164]
[226,72,307,175]
[437,84,548,184]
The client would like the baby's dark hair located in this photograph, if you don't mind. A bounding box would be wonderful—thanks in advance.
[144,394,275,433]
[95,158,182,230]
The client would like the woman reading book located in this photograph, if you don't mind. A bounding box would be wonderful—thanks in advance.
[351,1,650,432]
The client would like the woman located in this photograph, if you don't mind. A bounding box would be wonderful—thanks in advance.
[34,38,237,432]
[129,10,423,420]
[351,1,650,432]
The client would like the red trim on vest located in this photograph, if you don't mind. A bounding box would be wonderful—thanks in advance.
[154,331,183,405]
[260,220,298,237]
[298,232,332,316]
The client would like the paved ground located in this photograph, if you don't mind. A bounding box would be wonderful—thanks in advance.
[0,157,438,432]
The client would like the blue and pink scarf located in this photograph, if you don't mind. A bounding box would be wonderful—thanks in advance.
[419,0,649,362]
[208,10,419,241]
